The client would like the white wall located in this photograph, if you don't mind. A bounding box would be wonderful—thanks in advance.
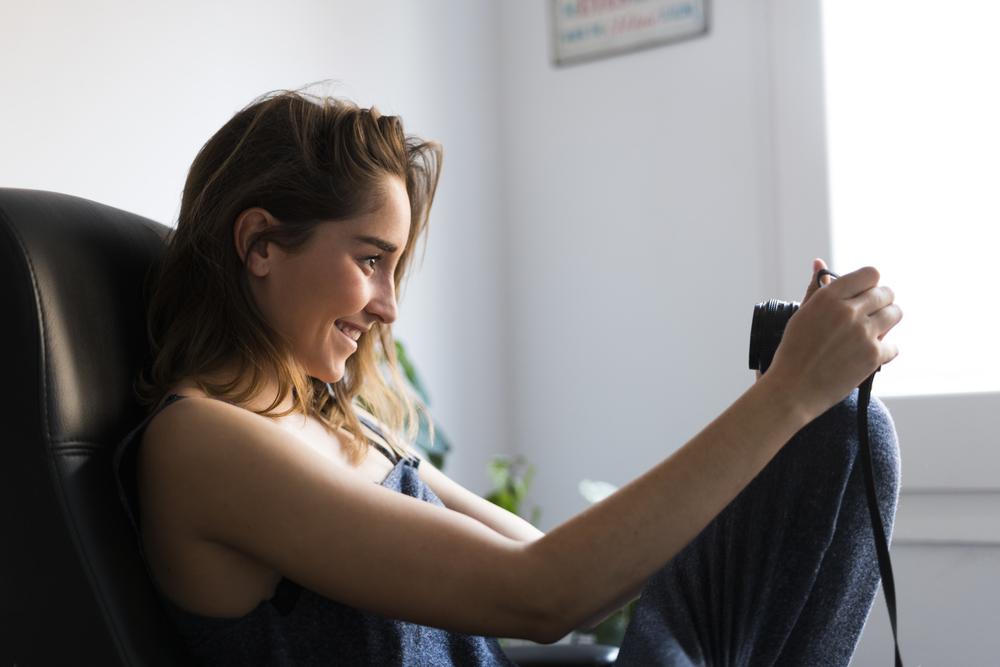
[498,0,775,530]
[498,1,999,663]
[0,0,507,493]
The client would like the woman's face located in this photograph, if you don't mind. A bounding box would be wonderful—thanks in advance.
[248,175,411,383]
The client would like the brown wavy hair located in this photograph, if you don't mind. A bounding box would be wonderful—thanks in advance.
[137,86,443,464]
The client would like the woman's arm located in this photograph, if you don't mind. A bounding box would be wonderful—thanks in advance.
[521,373,809,637]
[139,377,806,644]
[527,264,900,637]
[140,267,896,644]
[415,456,545,543]
[354,405,544,543]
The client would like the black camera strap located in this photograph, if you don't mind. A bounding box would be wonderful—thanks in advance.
[818,269,903,666]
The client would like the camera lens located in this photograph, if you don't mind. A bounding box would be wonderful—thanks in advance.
[749,299,799,375]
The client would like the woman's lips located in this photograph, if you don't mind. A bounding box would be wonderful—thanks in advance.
[336,325,358,349]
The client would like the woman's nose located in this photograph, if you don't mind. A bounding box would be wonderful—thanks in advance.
[367,279,398,324]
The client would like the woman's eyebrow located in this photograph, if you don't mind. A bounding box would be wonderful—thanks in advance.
[353,235,398,253]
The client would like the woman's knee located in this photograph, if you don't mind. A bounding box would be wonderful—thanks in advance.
[793,391,900,486]
[865,394,902,515]
[812,390,901,510]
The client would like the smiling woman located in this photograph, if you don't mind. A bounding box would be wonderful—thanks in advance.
[113,83,904,667]
[138,89,439,466]
[116,88,553,666]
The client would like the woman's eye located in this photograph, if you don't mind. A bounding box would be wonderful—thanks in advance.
[362,256,381,271]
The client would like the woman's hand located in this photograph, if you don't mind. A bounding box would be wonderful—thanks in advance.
[762,260,903,420]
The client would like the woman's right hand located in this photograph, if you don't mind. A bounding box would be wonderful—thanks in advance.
[764,265,903,420]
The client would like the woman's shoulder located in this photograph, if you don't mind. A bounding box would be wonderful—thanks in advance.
[135,385,297,529]
[145,376,300,446]
[127,386,353,618]
[140,384,287,469]
[142,386,248,456]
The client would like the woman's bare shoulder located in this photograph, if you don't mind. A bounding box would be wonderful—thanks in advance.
[141,388,251,460]
[136,381,307,533]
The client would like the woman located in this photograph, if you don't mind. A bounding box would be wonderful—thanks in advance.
[114,87,903,666]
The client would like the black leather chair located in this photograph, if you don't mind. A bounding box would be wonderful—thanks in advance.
[0,188,618,666]
[1,187,187,664]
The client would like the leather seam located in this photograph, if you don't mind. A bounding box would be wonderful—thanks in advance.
[50,439,106,449]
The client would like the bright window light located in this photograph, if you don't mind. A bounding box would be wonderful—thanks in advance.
[821,1,1000,397]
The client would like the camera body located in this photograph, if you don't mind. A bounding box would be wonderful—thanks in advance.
[748,299,800,375]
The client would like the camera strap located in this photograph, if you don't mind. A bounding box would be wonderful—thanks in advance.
[818,269,903,666]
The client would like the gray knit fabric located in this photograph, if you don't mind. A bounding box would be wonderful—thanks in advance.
[614,389,901,666]
[113,394,516,666]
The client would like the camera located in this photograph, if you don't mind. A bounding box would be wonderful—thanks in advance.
[748,299,800,375]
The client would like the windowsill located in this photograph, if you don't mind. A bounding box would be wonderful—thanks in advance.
[892,489,1000,546]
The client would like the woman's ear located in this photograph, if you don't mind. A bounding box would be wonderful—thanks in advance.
[233,208,277,277]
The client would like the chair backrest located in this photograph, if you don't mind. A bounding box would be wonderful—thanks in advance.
[0,188,189,665]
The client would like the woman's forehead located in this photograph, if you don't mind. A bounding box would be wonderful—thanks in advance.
[323,209,410,253]
[348,187,411,247]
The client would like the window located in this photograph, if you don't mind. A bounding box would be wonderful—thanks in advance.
[821,1,1000,397]
[768,0,998,500]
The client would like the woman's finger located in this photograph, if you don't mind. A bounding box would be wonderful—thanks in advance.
[880,339,900,365]
[852,284,896,316]
[827,265,881,299]
[868,302,904,338]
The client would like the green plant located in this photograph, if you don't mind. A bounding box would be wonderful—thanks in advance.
[387,340,452,469]
[485,455,541,527]
[579,597,637,647]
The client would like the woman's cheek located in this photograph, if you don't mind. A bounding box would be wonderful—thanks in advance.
[339,271,371,311]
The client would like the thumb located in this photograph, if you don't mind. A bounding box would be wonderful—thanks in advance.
[813,257,830,285]
[803,257,831,303]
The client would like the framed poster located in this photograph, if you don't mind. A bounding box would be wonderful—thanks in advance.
[551,0,710,66]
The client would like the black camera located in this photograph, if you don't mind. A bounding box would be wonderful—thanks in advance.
[748,299,800,376]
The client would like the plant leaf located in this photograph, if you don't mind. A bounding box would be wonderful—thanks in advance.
[578,479,618,504]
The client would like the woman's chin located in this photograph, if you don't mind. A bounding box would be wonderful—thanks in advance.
[310,360,346,384]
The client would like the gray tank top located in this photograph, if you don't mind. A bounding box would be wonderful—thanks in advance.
[113,393,516,666]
